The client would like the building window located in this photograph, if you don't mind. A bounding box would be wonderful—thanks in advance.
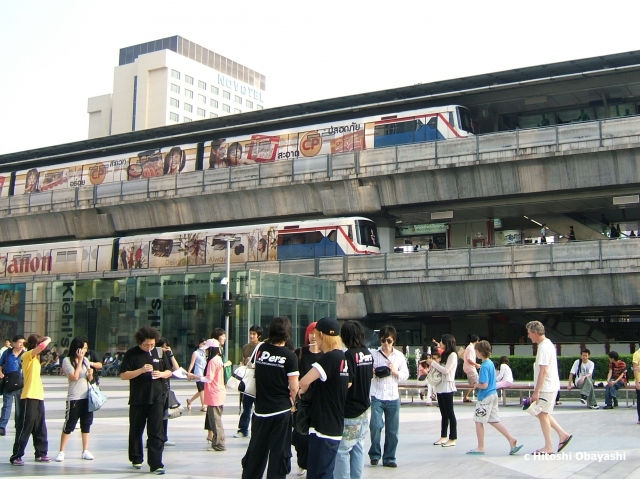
[222,104,230,113]
[171,70,180,80]
[185,89,193,99]
[170,98,179,108]
[198,80,206,90]
[184,117,192,122]
[170,112,179,122]
[235,95,242,104]
[171,84,180,94]
[210,112,218,118]
[211,86,219,95]
[198,94,206,103]
[223,91,231,100]
[210,99,218,109]
[257,105,264,110]
[185,75,194,85]
[246,99,253,108]
[234,108,242,114]
[184,103,193,113]
[197,108,206,117]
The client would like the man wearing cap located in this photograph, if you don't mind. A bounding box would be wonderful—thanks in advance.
[526,321,572,455]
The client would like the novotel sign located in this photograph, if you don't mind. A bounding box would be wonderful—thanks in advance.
[217,74,265,102]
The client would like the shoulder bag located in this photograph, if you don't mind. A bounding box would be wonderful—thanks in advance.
[292,390,313,435]
[88,381,108,412]
[228,342,262,398]
[4,350,25,393]
[156,347,183,419]
[426,366,442,387]
[374,350,391,378]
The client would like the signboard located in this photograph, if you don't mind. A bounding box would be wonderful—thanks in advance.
[396,223,448,236]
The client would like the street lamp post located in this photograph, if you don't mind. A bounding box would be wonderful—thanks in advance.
[218,236,238,362]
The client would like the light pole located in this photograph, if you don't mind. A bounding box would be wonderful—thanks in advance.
[218,236,238,362]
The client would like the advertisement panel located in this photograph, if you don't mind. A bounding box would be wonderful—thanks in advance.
[0,174,9,198]
[15,143,198,195]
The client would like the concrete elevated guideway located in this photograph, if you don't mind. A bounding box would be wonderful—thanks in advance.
[1,115,640,244]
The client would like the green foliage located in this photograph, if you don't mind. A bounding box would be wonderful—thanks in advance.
[406,355,634,382]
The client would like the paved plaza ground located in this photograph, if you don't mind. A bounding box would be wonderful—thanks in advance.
[0,377,638,478]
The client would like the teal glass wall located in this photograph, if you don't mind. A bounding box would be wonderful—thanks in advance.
[14,270,336,367]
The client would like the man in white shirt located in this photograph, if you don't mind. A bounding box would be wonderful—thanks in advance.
[567,348,598,409]
[463,335,480,402]
[0,339,10,356]
[527,321,572,455]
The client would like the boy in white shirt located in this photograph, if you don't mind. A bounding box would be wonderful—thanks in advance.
[566,348,598,409]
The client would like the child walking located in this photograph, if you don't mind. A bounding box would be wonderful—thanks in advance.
[467,341,522,456]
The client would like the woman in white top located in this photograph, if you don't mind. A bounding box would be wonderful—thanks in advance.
[55,337,94,462]
[186,339,208,411]
[496,356,514,389]
[426,334,458,447]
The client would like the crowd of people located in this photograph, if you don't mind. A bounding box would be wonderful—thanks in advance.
[1,318,640,476]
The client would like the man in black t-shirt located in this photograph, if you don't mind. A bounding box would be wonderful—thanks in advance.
[334,320,373,478]
[120,326,172,475]
[241,317,299,479]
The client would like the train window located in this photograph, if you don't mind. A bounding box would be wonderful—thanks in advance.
[56,250,77,262]
[327,230,337,242]
[427,117,438,129]
[347,226,353,240]
[415,119,424,131]
[355,221,379,247]
[457,107,475,133]
[449,112,454,126]
[56,252,66,262]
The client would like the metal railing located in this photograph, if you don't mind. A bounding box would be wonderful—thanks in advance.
[1,239,637,284]
[1,115,640,215]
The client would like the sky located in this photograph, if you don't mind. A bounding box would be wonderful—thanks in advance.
[1,0,640,155]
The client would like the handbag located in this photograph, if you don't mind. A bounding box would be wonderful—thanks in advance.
[5,370,24,393]
[426,367,442,387]
[292,390,313,435]
[228,343,261,398]
[374,350,391,378]
[164,390,184,419]
[87,382,108,412]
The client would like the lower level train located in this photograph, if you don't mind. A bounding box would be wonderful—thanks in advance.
[0,217,379,278]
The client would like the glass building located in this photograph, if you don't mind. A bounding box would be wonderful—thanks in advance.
[1,270,336,366]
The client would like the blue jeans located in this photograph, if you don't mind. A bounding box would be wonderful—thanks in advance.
[334,409,369,479]
[605,380,624,405]
[368,397,400,465]
[307,433,340,479]
[0,388,22,430]
[237,394,254,435]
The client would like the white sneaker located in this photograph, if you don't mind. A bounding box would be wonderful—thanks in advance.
[55,452,65,462]
[82,450,94,460]
[165,441,176,446]
[297,467,307,476]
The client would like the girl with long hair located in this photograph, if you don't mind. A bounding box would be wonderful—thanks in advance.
[426,334,459,447]
[55,337,94,462]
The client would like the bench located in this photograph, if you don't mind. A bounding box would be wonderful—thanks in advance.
[398,382,638,407]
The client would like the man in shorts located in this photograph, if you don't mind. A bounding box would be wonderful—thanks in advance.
[526,321,572,455]
[463,335,480,402]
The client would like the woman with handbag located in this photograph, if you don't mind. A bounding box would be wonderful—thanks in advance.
[426,334,459,447]
[185,339,208,412]
[292,321,322,476]
[368,325,409,468]
[55,337,95,462]
[156,339,180,447]
[298,317,350,479]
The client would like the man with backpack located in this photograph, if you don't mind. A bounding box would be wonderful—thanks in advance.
[0,335,25,436]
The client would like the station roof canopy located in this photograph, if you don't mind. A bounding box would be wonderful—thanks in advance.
[3,50,640,166]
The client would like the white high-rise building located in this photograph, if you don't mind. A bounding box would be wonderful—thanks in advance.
[87,36,266,138]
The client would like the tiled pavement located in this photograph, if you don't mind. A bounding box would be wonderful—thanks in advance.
[0,377,638,478]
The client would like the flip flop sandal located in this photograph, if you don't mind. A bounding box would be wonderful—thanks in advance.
[557,435,573,453]
[186,399,193,410]
[509,444,523,455]
[466,450,485,455]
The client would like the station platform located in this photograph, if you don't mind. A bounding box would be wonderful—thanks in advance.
[0,376,637,478]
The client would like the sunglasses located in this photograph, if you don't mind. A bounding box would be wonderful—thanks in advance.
[380,338,394,344]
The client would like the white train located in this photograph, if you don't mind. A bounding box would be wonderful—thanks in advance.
[0,217,380,278]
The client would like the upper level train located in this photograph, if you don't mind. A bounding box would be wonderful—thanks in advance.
[0,217,380,278]
[0,105,475,197]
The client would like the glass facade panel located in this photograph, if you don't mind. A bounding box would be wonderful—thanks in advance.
[10,270,334,369]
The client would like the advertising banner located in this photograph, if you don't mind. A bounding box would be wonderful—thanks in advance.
[15,143,198,195]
